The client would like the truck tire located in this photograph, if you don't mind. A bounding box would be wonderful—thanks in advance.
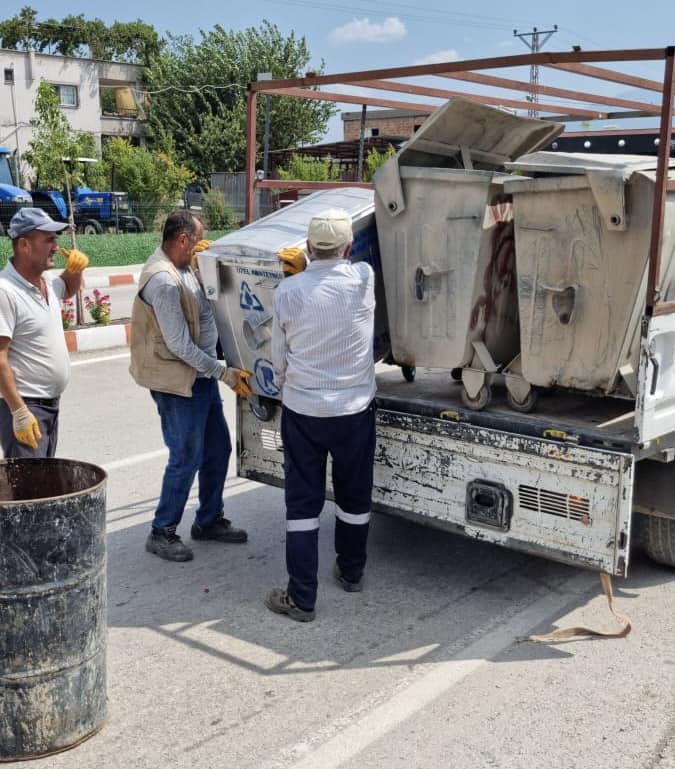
[81,219,103,235]
[125,216,144,233]
[639,513,675,568]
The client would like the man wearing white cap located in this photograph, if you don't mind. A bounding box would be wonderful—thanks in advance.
[266,208,377,622]
[0,207,88,457]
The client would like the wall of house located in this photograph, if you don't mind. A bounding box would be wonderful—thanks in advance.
[342,113,428,141]
[0,48,142,186]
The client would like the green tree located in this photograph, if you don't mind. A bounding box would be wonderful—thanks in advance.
[201,189,236,230]
[0,7,159,63]
[102,137,194,229]
[363,144,397,182]
[277,154,340,182]
[143,21,335,178]
[0,6,40,50]
[23,80,92,189]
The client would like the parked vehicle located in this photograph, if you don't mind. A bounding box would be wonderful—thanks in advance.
[31,159,143,234]
[222,48,675,577]
[0,147,32,235]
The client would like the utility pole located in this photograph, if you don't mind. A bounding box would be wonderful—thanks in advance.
[513,25,558,118]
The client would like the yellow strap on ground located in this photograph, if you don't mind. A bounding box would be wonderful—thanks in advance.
[516,572,632,643]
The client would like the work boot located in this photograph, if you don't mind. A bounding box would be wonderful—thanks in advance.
[334,561,364,593]
[191,516,248,543]
[265,588,315,623]
[145,526,194,562]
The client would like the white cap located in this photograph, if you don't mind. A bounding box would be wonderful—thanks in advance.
[307,208,353,250]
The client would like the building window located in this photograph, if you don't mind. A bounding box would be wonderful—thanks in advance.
[53,84,78,108]
[370,128,380,137]
[4,68,14,85]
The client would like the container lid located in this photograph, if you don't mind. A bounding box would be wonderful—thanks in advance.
[374,98,563,217]
[505,150,665,176]
[206,187,374,258]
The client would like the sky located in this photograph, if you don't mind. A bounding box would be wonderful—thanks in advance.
[13,0,675,140]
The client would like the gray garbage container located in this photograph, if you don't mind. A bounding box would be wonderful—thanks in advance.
[504,151,675,397]
[373,98,563,409]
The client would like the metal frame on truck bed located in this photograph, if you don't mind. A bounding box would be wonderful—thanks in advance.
[232,47,675,575]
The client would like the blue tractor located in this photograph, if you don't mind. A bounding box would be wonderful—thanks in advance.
[31,158,144,235]
[0,147,32,236]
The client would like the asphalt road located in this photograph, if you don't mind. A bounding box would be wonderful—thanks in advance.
[5,348,675,769]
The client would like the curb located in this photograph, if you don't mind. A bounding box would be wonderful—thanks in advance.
[83,272,140,289]
[65,322,131,353]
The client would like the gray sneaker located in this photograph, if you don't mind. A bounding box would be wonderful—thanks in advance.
[146,526,194,562]
[265,588,315,622]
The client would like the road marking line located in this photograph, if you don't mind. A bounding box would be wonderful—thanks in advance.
[71,352,130,366]
[276,572,591,769]
[102,449,167,472]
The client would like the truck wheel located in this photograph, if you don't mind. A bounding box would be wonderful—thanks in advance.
[82,219,103,235]
[639,513,675,569]
[125,216,144,233]
[506,389,538,413]
[461,384,491,410]
[402,366,416,382]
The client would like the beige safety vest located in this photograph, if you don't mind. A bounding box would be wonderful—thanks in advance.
[129,248,201,397]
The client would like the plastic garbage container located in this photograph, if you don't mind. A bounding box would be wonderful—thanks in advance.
[198,187,390,410]
[373,98,563,409]
[0,458,107,761]
[504,151,675,397]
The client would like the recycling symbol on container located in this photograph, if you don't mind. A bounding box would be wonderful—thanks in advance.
[239,281,265,312]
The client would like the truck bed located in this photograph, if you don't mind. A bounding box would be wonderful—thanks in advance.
[375,367,640,454]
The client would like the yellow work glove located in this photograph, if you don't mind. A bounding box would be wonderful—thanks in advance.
[12,405,42,449]
[191,239,213,269]
[220,367,253,397]
[57,247,89,273]
[276,247,307,276]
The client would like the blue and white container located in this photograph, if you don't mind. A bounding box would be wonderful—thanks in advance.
[198,187,390,401]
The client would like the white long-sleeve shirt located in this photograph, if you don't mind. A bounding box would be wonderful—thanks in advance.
[272,257,376,417]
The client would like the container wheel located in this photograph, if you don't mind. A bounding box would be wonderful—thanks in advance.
[249,397,276,422]
[82,219,103,235]
[639,513,675,569]
[402,366,416,382]
[461,384,491,411]
[506,389,538,413]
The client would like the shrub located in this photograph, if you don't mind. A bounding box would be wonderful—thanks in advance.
[201,188,237,230]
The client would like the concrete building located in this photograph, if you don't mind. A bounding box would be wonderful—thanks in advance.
[341,108,429,141]
[0,48,144,183]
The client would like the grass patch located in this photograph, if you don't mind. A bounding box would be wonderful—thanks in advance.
[0,229,232,268]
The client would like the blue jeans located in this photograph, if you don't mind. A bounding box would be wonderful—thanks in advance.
[150,378,231,531]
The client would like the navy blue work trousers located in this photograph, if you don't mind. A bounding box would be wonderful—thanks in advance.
[281,402,376,611]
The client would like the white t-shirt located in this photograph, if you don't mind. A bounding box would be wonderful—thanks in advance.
[0,260,70,399]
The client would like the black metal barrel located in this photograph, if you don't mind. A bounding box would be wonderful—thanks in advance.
[0,458,107,761]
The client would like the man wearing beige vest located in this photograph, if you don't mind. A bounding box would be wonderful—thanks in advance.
[130,210,252,562]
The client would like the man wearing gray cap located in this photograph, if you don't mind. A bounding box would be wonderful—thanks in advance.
[266,208,377,622]
[0,207,88,457]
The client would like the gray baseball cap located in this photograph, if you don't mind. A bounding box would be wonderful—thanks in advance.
[8,207,69,239]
